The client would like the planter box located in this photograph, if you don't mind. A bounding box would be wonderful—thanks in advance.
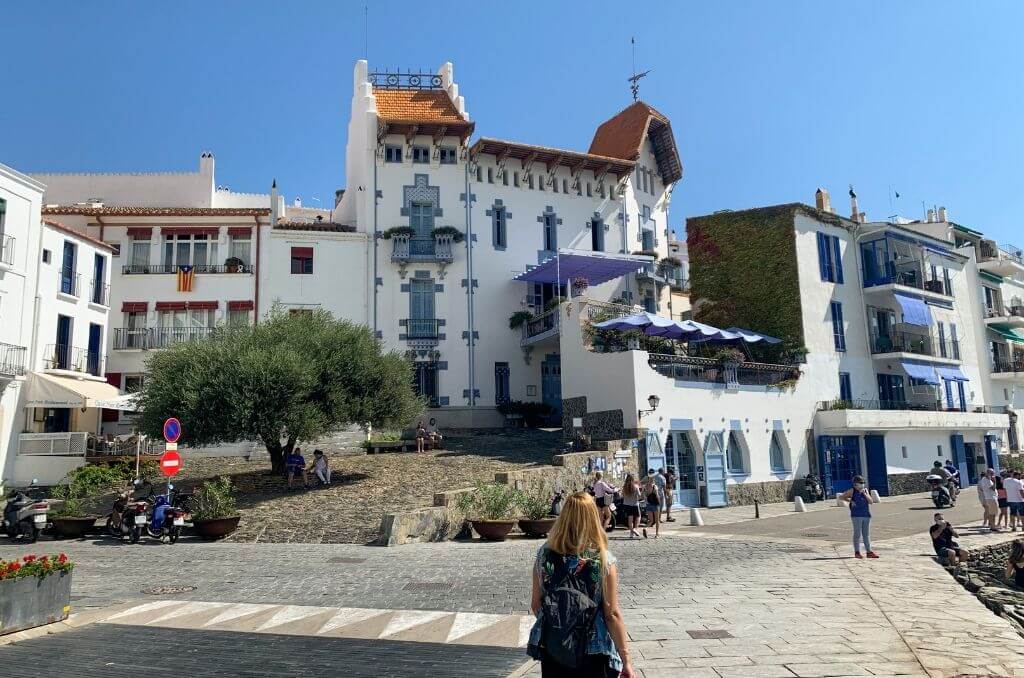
[0,571,72,636]
[192,515,240,540]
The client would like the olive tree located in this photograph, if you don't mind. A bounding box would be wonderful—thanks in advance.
[138,310,423,472]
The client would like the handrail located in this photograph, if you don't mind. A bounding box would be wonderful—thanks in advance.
[0,341,28,376]
[122,263,254,274]
[43,343,104,376]
[647,353,798,387]
[405,318,439,340]
[817,399,1006,414]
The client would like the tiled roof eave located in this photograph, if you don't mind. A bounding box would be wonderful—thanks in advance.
[41,206,271,217]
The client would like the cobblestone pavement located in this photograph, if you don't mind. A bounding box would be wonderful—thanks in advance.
[4,510,1024,676]
[145,428,561,544]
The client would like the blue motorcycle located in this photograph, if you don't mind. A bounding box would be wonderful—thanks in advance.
[146,490,187,543]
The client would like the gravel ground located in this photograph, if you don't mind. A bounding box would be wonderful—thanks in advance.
[167,429,561,545]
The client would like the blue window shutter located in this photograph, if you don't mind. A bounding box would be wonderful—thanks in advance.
[839,372,852,401]
[831,301,846,351]
[817,233,829,281]
[831,236,844,284]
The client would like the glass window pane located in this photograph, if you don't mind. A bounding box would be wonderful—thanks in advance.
[193,241,208,267]
[176,240,191,266]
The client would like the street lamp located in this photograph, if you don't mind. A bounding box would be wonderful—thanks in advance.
[638,394,660,422]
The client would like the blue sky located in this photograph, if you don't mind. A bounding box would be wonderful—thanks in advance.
[3,1,1022,244]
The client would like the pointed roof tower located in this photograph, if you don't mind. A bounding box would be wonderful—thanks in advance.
[588,101,682,185]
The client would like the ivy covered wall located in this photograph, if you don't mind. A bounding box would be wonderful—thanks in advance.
[686,204,807,351]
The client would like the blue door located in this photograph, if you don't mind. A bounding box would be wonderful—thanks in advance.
[817,435,861,497]
[985,435,1001,474]
[87,323,102,376]
[950,434,971,486]
[864,435,889,496]
[703,431,728,507]
[668,432,700,507]
[408,278,436,339]
[541,354,561,424]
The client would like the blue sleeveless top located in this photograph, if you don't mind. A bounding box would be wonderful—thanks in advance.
[849,489,871,517]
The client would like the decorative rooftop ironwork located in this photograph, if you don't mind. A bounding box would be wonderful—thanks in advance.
[369,70,443,90]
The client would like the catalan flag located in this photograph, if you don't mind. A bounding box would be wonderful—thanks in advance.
[176,265,195,292]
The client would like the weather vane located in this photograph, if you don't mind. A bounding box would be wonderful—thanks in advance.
[628,36,651,102]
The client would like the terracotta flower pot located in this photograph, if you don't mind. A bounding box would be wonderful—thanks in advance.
[518,517,556,538]
[470,519,516,542]
[51,516,97,539]
[192,516,241,540]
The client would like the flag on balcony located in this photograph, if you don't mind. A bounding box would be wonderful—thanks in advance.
[176,265,195,292]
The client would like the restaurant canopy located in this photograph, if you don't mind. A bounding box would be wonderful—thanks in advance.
[24,372,122,409]
[513,250,653,286]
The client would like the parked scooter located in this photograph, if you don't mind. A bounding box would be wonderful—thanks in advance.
[2,480,51,543]
[927,474,954,508]
[804,474,825,503]
[107,480,151,544]
[146,490,187,543]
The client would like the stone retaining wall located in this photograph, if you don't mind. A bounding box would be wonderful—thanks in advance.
[947,540,1024,637]
[378,445,639,546]
[727,478,799,505]
[888,471,930,496]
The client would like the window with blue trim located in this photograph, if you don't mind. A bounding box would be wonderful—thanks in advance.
[591,218,604,252]
[817,232,844,283]
[769,430,787,472]
[938,321,947,358]
[492,206,507,249]
[412,146,430,164]
[439,147,457,165]
[543,213,557,251]
[727,431,746,474]
[384,145,402,163]
[839,372,852,402]
[494,362,510,405]
[830,300,846,351]
[951,323,960,360]
[643,294,656,313]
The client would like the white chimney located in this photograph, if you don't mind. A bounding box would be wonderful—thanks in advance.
[849,185,860,222]
[294,197,302,208]
[927,208,936,223]
[815,188,833,213]
[199,151,215,176]
[270,179,279,226]
[938,206,948,222]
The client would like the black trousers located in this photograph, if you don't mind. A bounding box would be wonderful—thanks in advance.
[541,654,618,678]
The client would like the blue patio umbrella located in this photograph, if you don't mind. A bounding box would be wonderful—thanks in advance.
[676,320,742,342]
[592,312,682,337]
[724,327,783,345]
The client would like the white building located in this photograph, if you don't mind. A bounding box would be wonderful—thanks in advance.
[0,163,119,485]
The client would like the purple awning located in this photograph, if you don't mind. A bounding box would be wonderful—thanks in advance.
[514,250,653,286]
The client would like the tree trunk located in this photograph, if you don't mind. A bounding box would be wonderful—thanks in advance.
[265,439,285,474]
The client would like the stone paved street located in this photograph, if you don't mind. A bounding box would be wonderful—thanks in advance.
[3,497,1024,677]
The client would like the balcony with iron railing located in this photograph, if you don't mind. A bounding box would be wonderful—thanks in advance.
[992,357,1024,377]
[404,319,440,341]
[121,263,254,275]
[90,278,110,307]
[151,326,215,349]
[862,260,953,298]
[43,343,104,376]
[870,329,958,360]
[521,307,561,346]
[0,341,28,377]
[112,328,153,350]
[58,270,80,298]
[0,233,14,269]
[985,303,1024,328]
[648,354,799,388]
[980,240,1024,273]
[817,399,1004,414]
[390,232,457,265]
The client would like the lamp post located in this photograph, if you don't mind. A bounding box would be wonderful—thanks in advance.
[638,394,660,423]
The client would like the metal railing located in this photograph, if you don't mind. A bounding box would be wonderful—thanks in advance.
[390,233,455,263]
[18,432,88,457]
[870,330,954,358]
[122,263,254,274]
[43,344,104,376]
[112,328,153,350]
[987,304,1024,320]
[409,237,435,257]
[0,233,14,266]
[818,399,1005,414]
[523,307,560,342]
[90,278,109,306]
[863,262,952,296]
[981,241,1024,266]
[648,354,799,387]
[0,341,28,376]
[405,319,439,340]
[152,326,215,348]
[390,235,410,261]
[58,270,80,297]
[993,359,1024,374]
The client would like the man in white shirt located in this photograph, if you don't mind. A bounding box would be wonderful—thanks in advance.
[978,468,1000,532]
[1004,471,1024,531]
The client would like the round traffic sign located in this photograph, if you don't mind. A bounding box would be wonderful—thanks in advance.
[159,451,182,477]
[163,418,182,443]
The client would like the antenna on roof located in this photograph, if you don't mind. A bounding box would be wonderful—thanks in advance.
[628,36,651,102]
[363,5,368,60]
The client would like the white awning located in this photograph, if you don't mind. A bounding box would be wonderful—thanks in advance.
[24,372,121,409]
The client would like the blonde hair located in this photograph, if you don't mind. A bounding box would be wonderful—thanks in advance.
[546,492,608,571]
[622,474,638,498]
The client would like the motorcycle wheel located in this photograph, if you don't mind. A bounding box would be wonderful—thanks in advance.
[130,526,141,544]
[168,527,180,544]
[146,526,161,539]
[23,522,38,544]
[105,516,121,539]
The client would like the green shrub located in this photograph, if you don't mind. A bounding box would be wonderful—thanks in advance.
[516,484,554,520]
[191,477,238,521]
[508,311,533,330]
[381,226,414,239]
[430,226,465,242]
[456,482,519,521]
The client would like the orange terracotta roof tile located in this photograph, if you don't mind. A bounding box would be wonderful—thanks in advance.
[42,219,117,252]
[589,101,682,185]
[373,88,467,124]
[41,206,270,217]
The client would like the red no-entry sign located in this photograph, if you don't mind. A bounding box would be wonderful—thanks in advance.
[159,451,182,477]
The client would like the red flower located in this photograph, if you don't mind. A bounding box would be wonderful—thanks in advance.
[9,562,21,571]
[23,555,36,563]
[58,554,67,564]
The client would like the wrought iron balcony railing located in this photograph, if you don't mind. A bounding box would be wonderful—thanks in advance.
[818,399,1005,414]
[648,354,799,387]
[0,341,28,376]
[405,319,440,340]
[122,263,254,274]
[112,328,153,350]
[58,270,80,297]
[870,330,956,359]
[90,278,109,306]
[151,326,215,348]
[44,343,104,376]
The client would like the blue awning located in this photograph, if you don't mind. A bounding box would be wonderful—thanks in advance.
[901,361,939,385]
[936,365,969,382]
[514,249,653,286]
[894,292,932,327]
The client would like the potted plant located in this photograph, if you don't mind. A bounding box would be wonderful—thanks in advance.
[190,477,241,540]
[50,464,124,538]
[430,225,465,243]
[571,276,589,296]
[224,256,244,273]
[516,485,557,538]
[381,226,414,240]
[711,347,746,364]
[49,494,96,539]
[508,310,533,331]
[0,553,74,636]
[455,481,519,541]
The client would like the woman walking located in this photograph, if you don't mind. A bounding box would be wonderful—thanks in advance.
[527,492,635,678]
[840,475,877,559]
[641,469,662,539]
[997,472,1009,529]
[620,474,642,538]
[592,471,618,531]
